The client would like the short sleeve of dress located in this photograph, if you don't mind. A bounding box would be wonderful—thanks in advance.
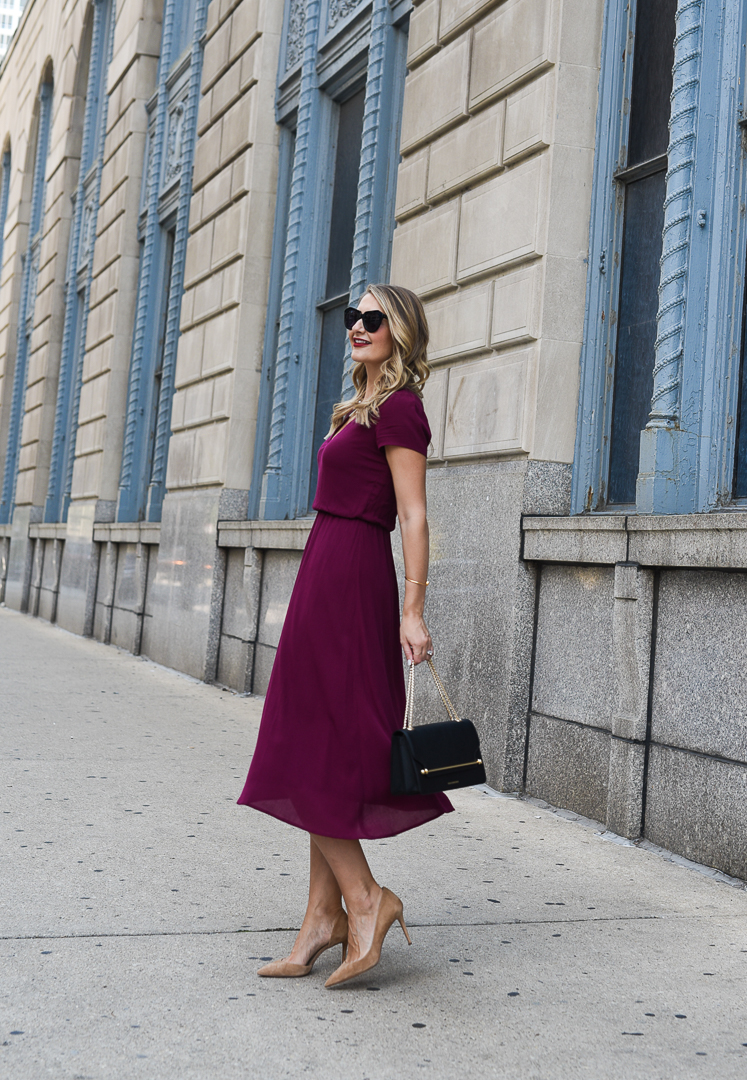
[375,391,431,456]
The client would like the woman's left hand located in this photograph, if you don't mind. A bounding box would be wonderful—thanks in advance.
[401,612,433,665]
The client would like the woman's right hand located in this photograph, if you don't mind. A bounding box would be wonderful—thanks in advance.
[400,611,433,665]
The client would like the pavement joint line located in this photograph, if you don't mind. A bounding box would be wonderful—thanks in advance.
[4,912,745,943]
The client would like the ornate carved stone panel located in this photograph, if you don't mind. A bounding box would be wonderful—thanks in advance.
[327,0,361,30]
[285,0,306,71]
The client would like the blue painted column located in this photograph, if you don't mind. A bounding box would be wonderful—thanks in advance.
[342,0,398,398]
[636,0,703,514]
[260,0,322,520]
[0,81,53,525]
[45,0,113,524]
[117,0,176,523]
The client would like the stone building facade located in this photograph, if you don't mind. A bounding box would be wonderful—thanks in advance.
[1,0,746,881]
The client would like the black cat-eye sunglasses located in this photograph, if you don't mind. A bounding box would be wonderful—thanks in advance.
[343,307,388,333]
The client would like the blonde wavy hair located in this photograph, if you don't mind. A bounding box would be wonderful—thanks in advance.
[327,283,430,436]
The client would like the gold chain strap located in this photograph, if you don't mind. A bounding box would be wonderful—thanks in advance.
[403,657,461,731]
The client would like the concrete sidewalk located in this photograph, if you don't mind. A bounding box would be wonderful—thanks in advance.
[1,607,746,1080]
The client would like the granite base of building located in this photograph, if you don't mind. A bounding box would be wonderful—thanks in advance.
[523,514,747,881]
[4,481,747,881]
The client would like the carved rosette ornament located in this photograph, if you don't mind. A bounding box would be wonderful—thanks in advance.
[285,0,306,70]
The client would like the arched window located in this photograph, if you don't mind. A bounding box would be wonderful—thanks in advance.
[45,0,115,524]
[0,73,52,525]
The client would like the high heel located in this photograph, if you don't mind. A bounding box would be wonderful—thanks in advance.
[258,909,348,977]
[324,888,410,988]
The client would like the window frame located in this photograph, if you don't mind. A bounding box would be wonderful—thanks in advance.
[254,0,411,521]
[573,0,747,516]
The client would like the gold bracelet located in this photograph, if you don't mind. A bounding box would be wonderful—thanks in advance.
[405,576,430,586]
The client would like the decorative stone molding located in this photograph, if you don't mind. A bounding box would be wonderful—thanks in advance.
[327,0,360,30]
[285,0,305,70]
[262,0,321,513]
[163,99,186,187]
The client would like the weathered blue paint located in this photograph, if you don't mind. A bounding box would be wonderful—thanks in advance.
[575,0,745,515]
[145,0,209,522]
[342,0,407,398]
[636,0,703,514]
[117,0,177,523]
[0,151,11,309]
[698,0,747,507]
[45,0,115,524]
[0,80,52,525]
[260,0,323,520]
[571,0,634,514]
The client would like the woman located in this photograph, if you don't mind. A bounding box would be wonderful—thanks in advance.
[237,284,453,988]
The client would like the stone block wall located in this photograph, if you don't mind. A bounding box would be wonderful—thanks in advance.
[523,516,747,880]
[392,0,602,468]
[167,0,281,496]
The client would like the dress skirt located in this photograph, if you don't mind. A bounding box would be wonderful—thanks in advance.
[237,511,453,839]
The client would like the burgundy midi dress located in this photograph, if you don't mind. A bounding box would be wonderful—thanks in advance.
[237,389,454,839]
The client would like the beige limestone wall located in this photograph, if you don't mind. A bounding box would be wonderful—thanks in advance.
[0,0,91,509]
[166,0,282,494]
[0,0,163,515]
[391,0,603,466]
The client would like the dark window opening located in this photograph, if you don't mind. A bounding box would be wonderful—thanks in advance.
[308,87,366,504]
[607,0,677,505]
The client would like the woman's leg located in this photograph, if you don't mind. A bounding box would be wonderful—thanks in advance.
[284,836,344,964]
[309,834,384,963]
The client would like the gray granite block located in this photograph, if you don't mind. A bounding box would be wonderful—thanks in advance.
[525,712,610,824]
[606,737,645,839]
[644,744,747,880]
[256,550,303,649]
[532,563,615,729]
[56,501,99,637]
[4,505,36,612]
[522,461,572,516]
[217,634,253,693]
[611,564,653,742]
[37,587,57,624]
[522,516,627,565]
[406,461,528,790]
[140,490,222,680]
[221,547,261,642]
[253,641,277,695]
[651,569,747,763]
[112,543,148,613]
[110,606,142,655]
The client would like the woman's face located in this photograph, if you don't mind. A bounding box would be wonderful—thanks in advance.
[348,292,394,369]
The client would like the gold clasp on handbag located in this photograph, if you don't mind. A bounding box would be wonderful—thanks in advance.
[420,758,483,776]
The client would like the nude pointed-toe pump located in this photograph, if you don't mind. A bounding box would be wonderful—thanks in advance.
[324,888,411,988]
[257,909,348,978]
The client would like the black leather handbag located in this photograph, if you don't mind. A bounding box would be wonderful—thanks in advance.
[391,659,486,795]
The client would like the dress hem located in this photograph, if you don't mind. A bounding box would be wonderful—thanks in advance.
[237,796,453,841]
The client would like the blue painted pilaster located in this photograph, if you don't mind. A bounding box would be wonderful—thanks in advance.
[636,0,703,514]
[341,0,404,397]
[117,0,176,523]
[0,81,52,524]
[45,0,114,524]
[259,0,322,519]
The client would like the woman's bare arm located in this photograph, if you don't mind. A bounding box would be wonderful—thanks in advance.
[385,445,433,665]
